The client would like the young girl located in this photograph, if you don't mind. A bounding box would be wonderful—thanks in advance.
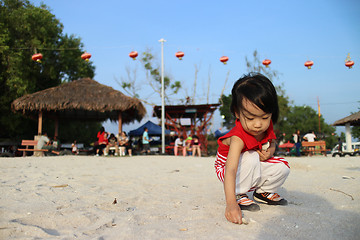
[215,73,290,224]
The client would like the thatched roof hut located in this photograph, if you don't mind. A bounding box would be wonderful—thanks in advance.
[11,78,146,135]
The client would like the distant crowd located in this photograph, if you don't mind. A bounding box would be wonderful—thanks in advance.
[173,135,202,157]
[93,127,133,157]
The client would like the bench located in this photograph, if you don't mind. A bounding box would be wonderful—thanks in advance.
[301,141,330,156]
[18,140,59,157]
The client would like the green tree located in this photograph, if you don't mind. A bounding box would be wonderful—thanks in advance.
[0,0,97,143]
[351,107,360,141]
[352,126,360,141]
[219,94,234,129]
[279,105,337,148]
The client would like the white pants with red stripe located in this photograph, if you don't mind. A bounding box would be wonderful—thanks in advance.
[235,150,290,195]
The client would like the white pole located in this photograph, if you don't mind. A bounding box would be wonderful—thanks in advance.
[159,38,166,154]
[345,123,352,153]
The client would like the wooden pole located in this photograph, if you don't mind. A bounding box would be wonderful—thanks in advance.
[38,111,43,135]
[118,112,122,134]
[54,117,59,138]
[317,96,321,133]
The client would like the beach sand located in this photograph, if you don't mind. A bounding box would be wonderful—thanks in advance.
[0,155,359,240]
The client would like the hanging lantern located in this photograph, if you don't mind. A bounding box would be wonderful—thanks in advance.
[220,56,229,65]
[81,52,92,62]
[32,53,43,63]
[345,60,354,69]
[175,51,184,60]
[262,59,271,67]
[304,60,314,69]
[129,51,138,60]
[345,53,354,69]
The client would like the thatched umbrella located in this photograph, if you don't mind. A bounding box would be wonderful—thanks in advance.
[332,111,360,153]
[11,78,146,136]
[333,111,360,126]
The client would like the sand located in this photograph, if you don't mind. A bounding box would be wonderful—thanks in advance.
[0,155,359,240]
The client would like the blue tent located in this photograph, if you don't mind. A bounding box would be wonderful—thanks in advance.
[128,120,170,136]
[214,129,230,139]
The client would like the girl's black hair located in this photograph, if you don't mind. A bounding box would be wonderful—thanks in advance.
[230,72,279,124]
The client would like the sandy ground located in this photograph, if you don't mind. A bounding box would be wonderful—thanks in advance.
[0,155,359,240]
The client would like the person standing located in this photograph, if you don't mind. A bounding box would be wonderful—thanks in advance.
[142,127,151,154]
[303,130,316,142]
[293,130,301,157]
[337,138,343,153]
[303,130,316,156]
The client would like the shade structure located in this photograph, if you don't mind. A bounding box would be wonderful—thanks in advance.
[332,111,360,126]
[128,120,170,136]
[11,78,146,135]
[332,111,360,154]
[279,142,295,151]
[278,141,295,149]
[153,103,220,155]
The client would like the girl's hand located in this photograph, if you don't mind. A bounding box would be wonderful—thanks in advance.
[257,149,272,161]
[225,203,243,224]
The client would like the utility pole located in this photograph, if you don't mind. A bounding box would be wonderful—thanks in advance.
[159,38,166,154]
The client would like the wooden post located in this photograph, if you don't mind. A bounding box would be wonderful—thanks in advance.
[38,111,43,135]
[54,117,59,138]
[118,112,122,134]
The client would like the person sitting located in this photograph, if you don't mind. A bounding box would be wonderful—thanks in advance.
[185,136,193,156]
[72,140,79,155]
[118,131,128,156]
[191,135,201,157]
[37,133,56,155]
[124,132,133,157]
[105,133,119,156]
[174,136,186,156]
[52,136,60,150]
[95,127,108,156]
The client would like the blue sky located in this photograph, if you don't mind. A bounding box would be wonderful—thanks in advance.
[32,0,360,135]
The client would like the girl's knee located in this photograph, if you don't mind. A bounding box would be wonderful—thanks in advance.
[241,150,260,167]
[275,163,290,177]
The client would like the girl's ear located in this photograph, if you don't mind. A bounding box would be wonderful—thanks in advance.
[234,111,240,119]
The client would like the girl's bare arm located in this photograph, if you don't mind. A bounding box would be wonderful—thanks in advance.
[223,136,244,224]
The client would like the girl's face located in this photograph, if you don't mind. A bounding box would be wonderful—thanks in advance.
[235,99,272,140]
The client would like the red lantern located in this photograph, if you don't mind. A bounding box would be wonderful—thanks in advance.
[304,60,314,69]
[175,51,184,60]
[32,53,43,63]
[345,61,354,69]
[129,51,138,60]
[262,59,271,67]
[81,52,92,62]
[220,56,229,65]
